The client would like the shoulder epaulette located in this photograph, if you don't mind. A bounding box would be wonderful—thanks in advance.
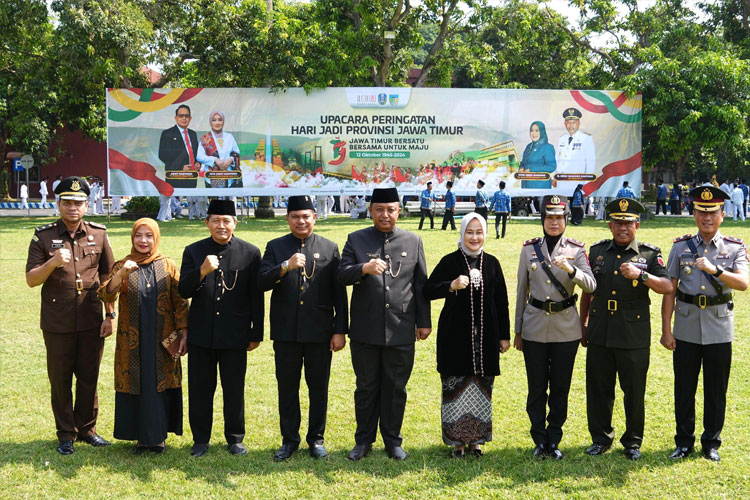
[591,239,610,247]
[723,235,744,244]
[35,223,56,232]
[640,241,661,252]
[673,234,693,243]
[566,237,584,247]
[582,132,592,136]
[523,237,541,246]
[86,221,107,230]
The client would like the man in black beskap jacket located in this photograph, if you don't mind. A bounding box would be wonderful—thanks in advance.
[258,195,348,462]
[179,199,264,458]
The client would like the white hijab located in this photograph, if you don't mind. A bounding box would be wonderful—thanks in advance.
[458,212,487,257]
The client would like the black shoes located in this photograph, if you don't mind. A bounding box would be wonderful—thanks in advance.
[348,443,372,461]
[624,447,641,461]
[470,447,483,458]
[585,442,611,456]
[547,443,563,460]
[273,442,299,462]
[386,446,408,460]
[451,448,465,459]
[228,442,247,456]
[669,447,693,459]
[532,443,547,459]
[135,444,166,455]
[56,440,74,455]
[309,442,328,459]
[191,443,209,458]
[79,433,111,447]
[703,447,720,462]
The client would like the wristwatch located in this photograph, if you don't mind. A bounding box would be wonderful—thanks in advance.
[105,312,116,319]
[713,266,724,277]
[639,270,649,282]
[281,260,290,272]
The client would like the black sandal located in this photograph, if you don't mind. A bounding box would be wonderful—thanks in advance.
[451,449,465,459]
[471,448,483,457]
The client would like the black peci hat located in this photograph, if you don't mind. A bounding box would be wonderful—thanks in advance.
[207,199,236,217]
[371,187,399,203]
[287,195,315,212]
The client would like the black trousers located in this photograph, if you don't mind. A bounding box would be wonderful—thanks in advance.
[656,199,667,215]
[494,212,509,238]
[441,208,456,230]
[522,339,579,446]
[670,199,681,215]
[187,343,247,445]
[673,339,732,450]
[350,340,415,448]
[475,206,488,220]
[418,208,434,229]
[586,344,650,449]
[274,341,332,446]
[571,207,584,224]
[43,329,105,442]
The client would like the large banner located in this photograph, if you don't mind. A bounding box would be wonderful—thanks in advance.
[106,88,642,198]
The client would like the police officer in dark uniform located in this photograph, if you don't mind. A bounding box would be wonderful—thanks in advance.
[25,177,115,455]
[258,195,349,461]
[579,198,673,460]
[179,199,264,457]
[338,187,432,461]
[661,186,749,462]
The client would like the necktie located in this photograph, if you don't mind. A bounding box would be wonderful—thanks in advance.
[568,136,573,144]
[183,129,195,168]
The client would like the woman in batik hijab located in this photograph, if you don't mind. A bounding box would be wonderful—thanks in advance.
[98,218,188,454]
[424,212,510,458]
[196,110,241,188]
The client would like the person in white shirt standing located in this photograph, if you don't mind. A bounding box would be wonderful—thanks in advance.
[556,108,596,196]
[39,177,49,207]
[95,178,104,215]
[89,179,99,215]
[20,183,29,209]
[52,175,62,215]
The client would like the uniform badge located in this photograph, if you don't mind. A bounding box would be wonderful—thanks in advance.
[71,180,81,191]
[531,263,538,271]
[657,256,665,266]
[51,239,64,249]
[596,255,604,261]
[313,253,320,259]
[31,235,39,242]
[619,199,629,212]
[638,257,646,264]
[683,266,692,275]
[401,252,407,257]
[88,235,94,241]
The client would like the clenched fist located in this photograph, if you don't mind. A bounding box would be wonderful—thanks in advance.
[287,253,306,270]
[450,275,470,291]
[552,255,574,274]
[54,248,72,267]
[201,255,219,278]
[119,260,138,275]
[363,258,387,276]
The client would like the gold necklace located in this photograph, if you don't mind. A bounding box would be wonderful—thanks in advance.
[219,269,238,294]
[139,265,152,288]
[385,255,402,278]
[300,256,316,281]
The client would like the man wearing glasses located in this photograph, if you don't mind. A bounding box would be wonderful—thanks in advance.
[159,104,199,189]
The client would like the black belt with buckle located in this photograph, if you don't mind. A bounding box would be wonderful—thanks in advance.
[677,290,733,310]
[529,294,578,313]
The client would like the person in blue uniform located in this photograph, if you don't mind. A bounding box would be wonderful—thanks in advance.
[670,184,682,215]
[520,121,556,189]
[442,181,457,230]
[579,198,673,460]
[179,199,264,458]
[656,179,668,215]
[489,181,512,239]
[418,182,436,230]
[258,195,349,461]
[570,184,584,225]
[475,180,489,220]
[616,181,636,199]
[338,187,431,461]
[661,186,749,462]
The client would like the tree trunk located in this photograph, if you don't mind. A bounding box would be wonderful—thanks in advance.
[255,196,276,218]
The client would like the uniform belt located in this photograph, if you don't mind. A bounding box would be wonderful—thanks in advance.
[529,294,578,313]
[677,290,733,309]
[592,298,649,312]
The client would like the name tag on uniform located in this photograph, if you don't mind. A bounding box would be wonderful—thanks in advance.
[51,239,64,249]
[716,254,730,259]
[87,242,97,246]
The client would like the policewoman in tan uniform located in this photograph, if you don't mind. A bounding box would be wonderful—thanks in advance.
[661,186,749,462]
[25,177,115,455]
[579,198,673,460]
[514,195,596,460]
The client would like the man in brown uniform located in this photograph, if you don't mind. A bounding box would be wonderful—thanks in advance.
[25,177,115,455]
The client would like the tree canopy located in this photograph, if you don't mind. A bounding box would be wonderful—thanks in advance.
[1,0,748,180]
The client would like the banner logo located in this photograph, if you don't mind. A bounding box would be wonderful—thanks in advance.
[328,137,347,166]
[378,93,387,105]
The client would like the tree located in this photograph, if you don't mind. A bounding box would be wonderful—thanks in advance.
[0,0,57,180]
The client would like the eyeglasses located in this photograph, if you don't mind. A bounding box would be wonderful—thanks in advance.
[177,114,191,118]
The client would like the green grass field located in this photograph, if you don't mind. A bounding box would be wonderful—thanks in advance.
[1,214,749,499]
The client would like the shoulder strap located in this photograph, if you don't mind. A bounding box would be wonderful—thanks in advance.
[685,238,723,295]
[532,241,570,299]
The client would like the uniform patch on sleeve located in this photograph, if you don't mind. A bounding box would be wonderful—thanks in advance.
[31,234,39,242]
[657,255,665,267]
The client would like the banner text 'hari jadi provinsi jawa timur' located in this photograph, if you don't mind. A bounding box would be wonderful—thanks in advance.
[106,87,642,198]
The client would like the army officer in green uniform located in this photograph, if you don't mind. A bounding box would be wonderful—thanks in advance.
[579,198,673,460]
[661,186,748,462]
